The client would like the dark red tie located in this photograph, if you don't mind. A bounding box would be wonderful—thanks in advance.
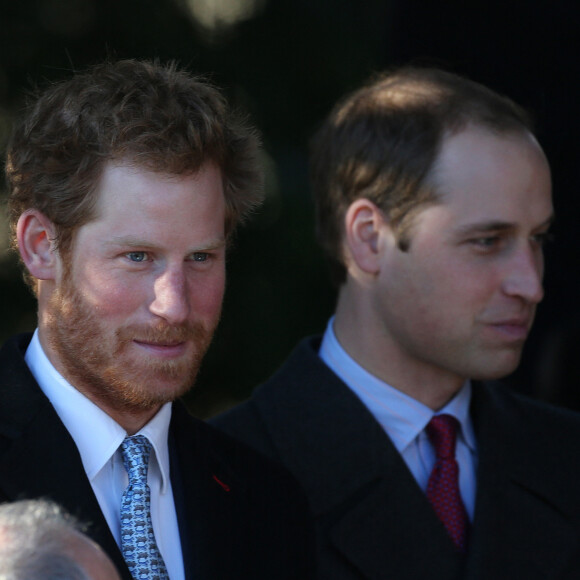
[426,414,469,551]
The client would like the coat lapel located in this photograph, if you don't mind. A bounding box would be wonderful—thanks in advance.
[247,339,580,579]
[0,334,132,579]
[170,402,248,578]
[328,472,464,579]
[252,337,463,579]
[465,383,580,579]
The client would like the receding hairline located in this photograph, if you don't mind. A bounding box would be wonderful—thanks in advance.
[334,66,532,135]
[426,121,548,196]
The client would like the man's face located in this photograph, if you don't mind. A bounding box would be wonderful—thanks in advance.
[371,125,553,385]
[43,162,226,415]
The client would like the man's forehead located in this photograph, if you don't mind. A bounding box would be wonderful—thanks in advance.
[92,161,224,206]
[434,123,544,173]
[406,129,553,240]
[430,125,548,191]
[73,161,227,252]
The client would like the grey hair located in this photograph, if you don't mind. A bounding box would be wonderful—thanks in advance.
[0,500,90,580]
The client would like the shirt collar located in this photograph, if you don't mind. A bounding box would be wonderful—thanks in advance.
[437,379,477,452]
[24,329,173,492]
[319,317,476,454]
[138,403,172,493]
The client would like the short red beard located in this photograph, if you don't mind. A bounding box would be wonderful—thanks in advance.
[45,274,217,415]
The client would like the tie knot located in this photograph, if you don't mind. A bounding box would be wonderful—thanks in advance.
[121,435,152,484]
[426,414,459,459]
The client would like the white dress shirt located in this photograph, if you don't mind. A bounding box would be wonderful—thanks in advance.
[319,317,478,520]
[25,330,185,580]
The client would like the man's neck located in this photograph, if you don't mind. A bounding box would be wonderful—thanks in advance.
[333,296,464,411]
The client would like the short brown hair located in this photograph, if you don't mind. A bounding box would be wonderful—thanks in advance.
[6,59,263,279]
[310,66,533,286]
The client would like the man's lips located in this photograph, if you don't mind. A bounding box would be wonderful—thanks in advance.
[132,339,188,357]
[486,318,531,340]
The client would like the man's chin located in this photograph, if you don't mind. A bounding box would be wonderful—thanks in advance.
[100,358,199,408]
[111,379,195,411]
[470,358,522,382]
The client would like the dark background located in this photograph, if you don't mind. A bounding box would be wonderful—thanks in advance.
[1,0,579,417]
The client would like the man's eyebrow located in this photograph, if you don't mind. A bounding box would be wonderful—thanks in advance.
[454,221,516,237]
[106,237,148,247]
[191,239,227,251]
[454,215,555,236]
[106,236,227,251]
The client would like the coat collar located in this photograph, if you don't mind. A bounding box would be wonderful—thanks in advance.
[0,334,289,580]
[253,337,580,579]
[465,382,580,579]
[253,336,399,513]
[0,334,133,579]
[252,336,463,578]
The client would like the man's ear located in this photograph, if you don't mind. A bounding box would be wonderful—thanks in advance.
[16,209,59,280]
[344,198,391,275]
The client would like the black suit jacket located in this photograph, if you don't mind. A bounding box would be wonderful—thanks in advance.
[0,334,316,579]
[213,336,580,579]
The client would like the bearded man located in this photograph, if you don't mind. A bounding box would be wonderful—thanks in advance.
[1,59,314,580]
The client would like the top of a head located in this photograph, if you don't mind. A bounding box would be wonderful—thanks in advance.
[0,499,92,579]
[309,66,534,285]
[5,59,264,252]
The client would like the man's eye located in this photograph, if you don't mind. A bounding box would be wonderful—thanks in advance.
[127,252,148,262]
[471,237,499,248]
[192,252,209,262]
[532,231,554,246]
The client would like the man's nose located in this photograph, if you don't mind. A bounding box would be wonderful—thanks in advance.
[149,268,189,324]
[502,244,544,304]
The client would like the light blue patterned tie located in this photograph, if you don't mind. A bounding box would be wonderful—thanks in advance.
[120,435,169,579]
